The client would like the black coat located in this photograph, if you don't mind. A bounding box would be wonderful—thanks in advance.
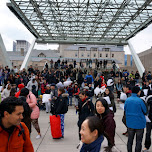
[77,98,94,127]
[146,95,152,121]
[19,96,32,133]
[54,93,69,114]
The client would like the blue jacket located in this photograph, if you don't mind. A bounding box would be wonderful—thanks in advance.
[85,75,94,84]
[124,93,147,129]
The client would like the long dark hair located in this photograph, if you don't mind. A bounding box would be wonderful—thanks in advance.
[10,88,16,97]
[95,97,110,117]
[104,87,114,101]
[104,87,113,97]
[95,98,114,148]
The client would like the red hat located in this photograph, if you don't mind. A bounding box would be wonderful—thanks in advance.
[18,84,25,89]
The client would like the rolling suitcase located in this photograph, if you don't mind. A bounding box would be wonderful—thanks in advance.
[50,115,62,139]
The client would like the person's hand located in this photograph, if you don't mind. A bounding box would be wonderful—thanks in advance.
[75,106,78,110]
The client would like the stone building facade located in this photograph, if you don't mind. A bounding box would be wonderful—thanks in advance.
[132,47,152,72]
[0,44,125,70]
[59,44,125,68]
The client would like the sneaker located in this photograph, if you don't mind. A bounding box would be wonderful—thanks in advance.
[36,135,41,139]
[142,148,148,152]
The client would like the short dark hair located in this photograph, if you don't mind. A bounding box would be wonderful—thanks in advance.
[0,97,23,117]
[85,116,104,137]
[79,91,86,96]
[58,88,65,94]
[20,88,29,97]
[132,86,140,94]
[123,84,130,90]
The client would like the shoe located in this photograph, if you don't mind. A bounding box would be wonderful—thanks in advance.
[142,148,148,152]
[36,135,41,139]
[122,131,128,135]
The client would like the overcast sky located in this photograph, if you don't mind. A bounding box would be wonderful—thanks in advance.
[0,0,152,54]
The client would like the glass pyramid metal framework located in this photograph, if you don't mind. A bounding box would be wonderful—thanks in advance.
[7,0,152,45]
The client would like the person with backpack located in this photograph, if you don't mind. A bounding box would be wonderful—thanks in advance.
[0,97,34,152]
[76,91,94,140]
[54,87,69,138]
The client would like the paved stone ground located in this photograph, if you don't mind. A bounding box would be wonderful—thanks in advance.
[31,102,152,152]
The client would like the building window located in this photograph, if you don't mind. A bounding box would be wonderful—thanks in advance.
[100,53,102,57]
[38,53,46,57]
[94,53,96,57]
[81,53,84,57]
[87,54,90,57]
[106,54,108,57]
[79,47,86,51]
[125,55,127,66]
[91,47,98,51]
[75,53,77,57]
[130,55,133,66]
[112,54,114,57]
[103,48,110,52]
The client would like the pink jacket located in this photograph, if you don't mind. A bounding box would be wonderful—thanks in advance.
[26,91,40,119]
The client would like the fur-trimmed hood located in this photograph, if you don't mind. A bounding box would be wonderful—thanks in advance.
[62,93,69,98]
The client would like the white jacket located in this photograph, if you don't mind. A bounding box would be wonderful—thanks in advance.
[27,80,38,91]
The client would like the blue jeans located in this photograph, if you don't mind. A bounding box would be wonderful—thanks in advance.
[59,114,65,137]
[69,96,72,106]
[127,128,144,152]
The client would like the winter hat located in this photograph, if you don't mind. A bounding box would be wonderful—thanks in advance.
[51,83,56,86]
[18,84,25,90]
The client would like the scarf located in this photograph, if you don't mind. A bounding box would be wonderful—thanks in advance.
[80,135,104,152]
[81,97,87,102]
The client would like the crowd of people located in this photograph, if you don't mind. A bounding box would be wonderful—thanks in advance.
[0,61,152,152]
